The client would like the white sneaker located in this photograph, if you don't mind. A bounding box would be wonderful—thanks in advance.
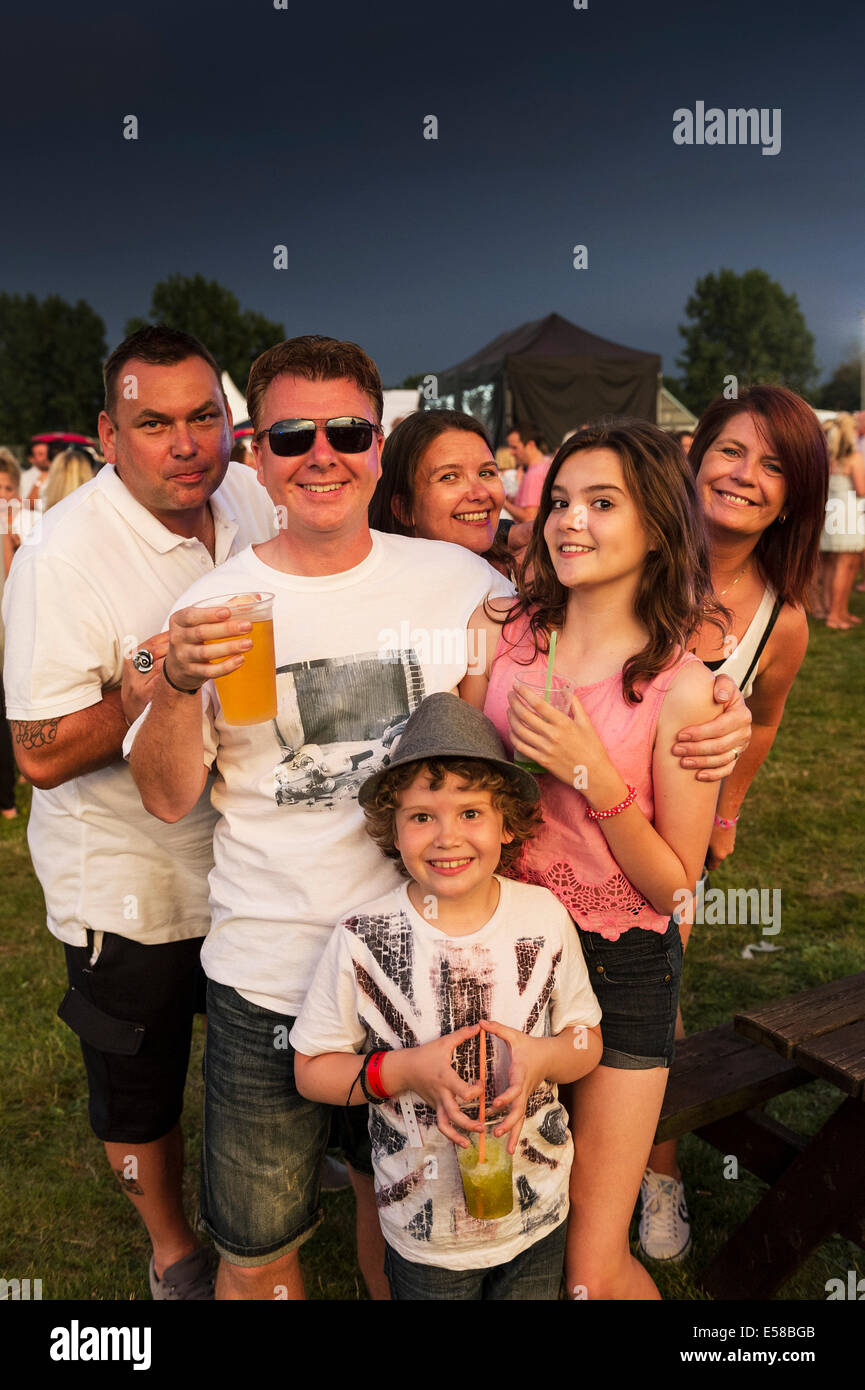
[638,1168,692,1262]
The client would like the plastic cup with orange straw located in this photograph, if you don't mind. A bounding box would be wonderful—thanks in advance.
[456,1025,514,1220]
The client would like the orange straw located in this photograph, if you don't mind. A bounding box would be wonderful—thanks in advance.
[478,1027,487,1163]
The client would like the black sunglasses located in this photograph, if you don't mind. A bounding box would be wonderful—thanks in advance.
[256,416,381,457]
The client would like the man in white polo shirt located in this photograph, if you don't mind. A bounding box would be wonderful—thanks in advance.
[125,335,515,1300]
[2,326,275,1300]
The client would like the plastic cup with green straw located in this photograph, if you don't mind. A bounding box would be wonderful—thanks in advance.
[545,629,557,699]
[513,630,559,775]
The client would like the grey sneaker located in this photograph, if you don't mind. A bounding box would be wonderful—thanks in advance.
[638,1168,692,1262]
[149,1246,216,1300]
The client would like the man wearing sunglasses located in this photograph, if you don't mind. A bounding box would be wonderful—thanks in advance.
[126,335,516,1300]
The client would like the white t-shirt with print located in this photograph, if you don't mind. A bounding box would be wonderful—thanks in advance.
[2,461,277,946]
[290,875,601,1271]
[124,532,513,1015]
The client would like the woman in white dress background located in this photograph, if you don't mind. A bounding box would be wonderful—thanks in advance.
[816,413,865,630]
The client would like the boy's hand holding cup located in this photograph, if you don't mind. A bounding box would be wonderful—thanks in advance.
[384,1024,483,1146]
[477,1018,549,1155]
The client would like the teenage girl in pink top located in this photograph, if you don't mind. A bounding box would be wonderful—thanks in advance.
[460,420,724,1300]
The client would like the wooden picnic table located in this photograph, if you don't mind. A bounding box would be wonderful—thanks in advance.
[701,971,865,1301]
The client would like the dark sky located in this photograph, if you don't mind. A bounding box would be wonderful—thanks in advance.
[3,0,863,386]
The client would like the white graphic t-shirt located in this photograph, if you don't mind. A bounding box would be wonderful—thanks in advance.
[291,876,602,1270]
[127,531,512,1013]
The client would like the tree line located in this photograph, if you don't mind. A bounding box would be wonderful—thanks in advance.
[0,270,859,447]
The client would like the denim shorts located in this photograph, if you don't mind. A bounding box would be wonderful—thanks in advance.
[199,979,372,1266]
[576,918,682,1069]
[384,1220,567,1301]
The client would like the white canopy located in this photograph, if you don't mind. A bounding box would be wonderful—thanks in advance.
[382,389,420,435]
[222,372,250,426]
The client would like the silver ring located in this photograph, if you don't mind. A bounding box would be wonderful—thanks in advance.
[132,648,154,673]
[730,747,742,759]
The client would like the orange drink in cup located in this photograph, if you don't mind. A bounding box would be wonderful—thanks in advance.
[457,1119,514,1220]
[455,1026,514,1219]
[206,592,277,726]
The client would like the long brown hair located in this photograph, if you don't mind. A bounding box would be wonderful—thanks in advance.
[688,386,829,605]
[505,419,728,704]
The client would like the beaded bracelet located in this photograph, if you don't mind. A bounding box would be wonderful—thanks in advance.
[585,784,637,822]
[713,812,739,829]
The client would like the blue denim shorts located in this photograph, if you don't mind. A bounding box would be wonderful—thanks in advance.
[576,918,682,1069]
[384,1220,567,1300]
[200,980,372,1266]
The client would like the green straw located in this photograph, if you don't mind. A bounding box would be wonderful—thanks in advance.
[545,629,557,700]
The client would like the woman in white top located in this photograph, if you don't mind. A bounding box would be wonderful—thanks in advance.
[817,413,865,629]
[641,385,829,1262]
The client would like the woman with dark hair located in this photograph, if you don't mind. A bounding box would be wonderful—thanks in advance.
[460,420,732,1299]
[641,384,829,1263]
[684,385,828,867]
[369,411,511,574]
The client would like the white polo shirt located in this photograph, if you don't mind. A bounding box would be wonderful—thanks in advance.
[2,461,276,947]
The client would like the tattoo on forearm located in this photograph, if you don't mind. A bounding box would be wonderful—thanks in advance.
[112,1167,145,1196]
[11,718,59,750]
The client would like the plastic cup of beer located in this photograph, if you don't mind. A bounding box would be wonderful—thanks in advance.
[457,1117,514,1220]
[206,592,276,726]
[511,672,576,774]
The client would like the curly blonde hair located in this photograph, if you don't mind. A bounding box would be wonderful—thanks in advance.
[361,757,542,877]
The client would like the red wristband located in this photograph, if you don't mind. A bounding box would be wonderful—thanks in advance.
[585,784,637,821]
[365,1050,390,1100]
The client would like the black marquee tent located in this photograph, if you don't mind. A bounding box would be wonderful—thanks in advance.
[426,312,661,448]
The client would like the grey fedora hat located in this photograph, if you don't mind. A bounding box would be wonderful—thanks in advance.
[358,692,540,807]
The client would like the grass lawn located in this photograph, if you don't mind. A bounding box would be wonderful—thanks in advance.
[1,597,863,1301]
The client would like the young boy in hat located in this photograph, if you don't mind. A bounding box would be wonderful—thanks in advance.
[292,693,602,1300]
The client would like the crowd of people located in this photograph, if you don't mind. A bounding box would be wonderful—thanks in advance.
[0,323,847,1300]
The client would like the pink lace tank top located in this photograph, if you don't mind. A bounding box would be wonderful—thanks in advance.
[483,614,700,940]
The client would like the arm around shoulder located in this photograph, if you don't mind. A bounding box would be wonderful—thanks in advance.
[653,660,722,890]
[459,596,511,709]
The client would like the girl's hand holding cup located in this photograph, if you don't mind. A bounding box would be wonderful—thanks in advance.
[507,678,613,790]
